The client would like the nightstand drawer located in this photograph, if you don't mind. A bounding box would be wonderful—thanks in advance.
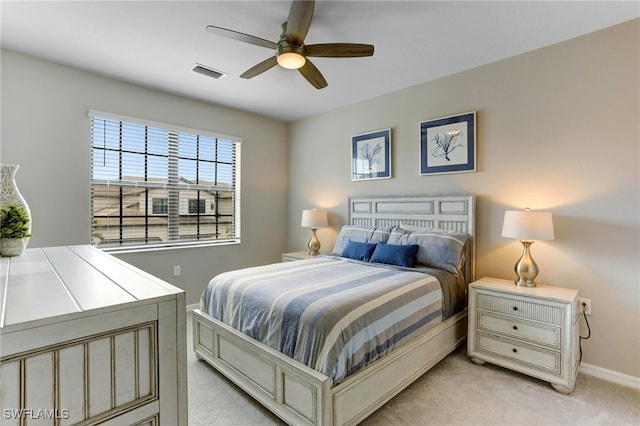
[477,293,563,325]
[476,332,561,375]
[478,312,561,349]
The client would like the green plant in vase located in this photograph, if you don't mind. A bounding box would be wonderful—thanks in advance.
[1,204,31,256]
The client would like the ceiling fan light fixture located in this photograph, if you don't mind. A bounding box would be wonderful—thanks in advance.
[277,51,306,69]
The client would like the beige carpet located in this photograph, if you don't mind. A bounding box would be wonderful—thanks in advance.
[186,312,640,426]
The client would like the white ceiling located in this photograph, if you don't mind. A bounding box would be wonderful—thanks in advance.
[1,1,638,122]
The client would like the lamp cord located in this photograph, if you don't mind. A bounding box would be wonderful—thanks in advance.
[579,306,591,363]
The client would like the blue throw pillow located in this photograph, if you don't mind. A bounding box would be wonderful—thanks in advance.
[369,243,419,267]
[341,240,377,262]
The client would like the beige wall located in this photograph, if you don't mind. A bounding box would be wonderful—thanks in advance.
[0,49,289,305]
[287,20,640,378]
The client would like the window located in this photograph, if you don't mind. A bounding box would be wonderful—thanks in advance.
[90,111,241,250]
[153,198,168,215]
[188,199,206,214]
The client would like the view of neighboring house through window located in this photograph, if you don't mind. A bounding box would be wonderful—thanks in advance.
[90,112,241,250]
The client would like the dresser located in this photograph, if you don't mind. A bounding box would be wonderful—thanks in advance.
[467,277,579,393]
[0,245,187,425]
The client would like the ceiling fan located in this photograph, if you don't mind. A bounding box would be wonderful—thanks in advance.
[205,0,374,89]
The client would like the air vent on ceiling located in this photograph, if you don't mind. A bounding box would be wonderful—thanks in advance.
[193,64,227,80]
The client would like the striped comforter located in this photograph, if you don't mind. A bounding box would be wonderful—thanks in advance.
[200,256,448,385]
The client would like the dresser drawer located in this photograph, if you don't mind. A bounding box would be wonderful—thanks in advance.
[477,293,563,325]
[477,312,561,349]
[476,332,561,376]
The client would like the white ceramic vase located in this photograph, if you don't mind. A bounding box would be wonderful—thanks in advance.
[1,164,32,256]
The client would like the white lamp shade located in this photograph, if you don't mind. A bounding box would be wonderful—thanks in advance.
[502,210,555,241]
[301,209,328,228]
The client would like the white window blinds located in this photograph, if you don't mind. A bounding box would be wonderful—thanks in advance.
[90,111,241,250]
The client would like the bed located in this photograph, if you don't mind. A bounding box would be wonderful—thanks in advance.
[192,194,475,426]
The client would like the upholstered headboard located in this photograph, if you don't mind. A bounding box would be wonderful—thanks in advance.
[349,194,475,283]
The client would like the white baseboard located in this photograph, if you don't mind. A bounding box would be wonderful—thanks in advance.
[580,362,640,390]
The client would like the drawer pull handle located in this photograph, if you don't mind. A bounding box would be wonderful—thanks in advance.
[512,348,518,353]
[513,325,518,330]
[513,306,518,311]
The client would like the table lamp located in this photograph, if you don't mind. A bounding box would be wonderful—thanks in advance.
[501,209,555,287]
[301,209,328,256]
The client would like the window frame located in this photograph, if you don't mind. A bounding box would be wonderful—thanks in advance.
[89,110,242,253]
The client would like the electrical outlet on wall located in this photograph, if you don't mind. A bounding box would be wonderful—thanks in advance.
[173,265,181,276]
[579,298,591,315]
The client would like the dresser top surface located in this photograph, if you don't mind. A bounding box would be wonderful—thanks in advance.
[1,245,184,329]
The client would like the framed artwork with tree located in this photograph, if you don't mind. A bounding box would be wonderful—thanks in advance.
[352,128,391,181]
[420,112,476,175]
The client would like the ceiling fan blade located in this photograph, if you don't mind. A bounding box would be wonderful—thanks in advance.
[306,43,375,58]
[286,0,314,45]
[298,60,327,89]
[240,56,278,79]
[206,25,278,50]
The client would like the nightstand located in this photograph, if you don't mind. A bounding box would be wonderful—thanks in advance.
[467,277,579,393]
[281,251,316,261]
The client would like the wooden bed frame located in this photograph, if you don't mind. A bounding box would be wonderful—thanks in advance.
[192,194,475,426]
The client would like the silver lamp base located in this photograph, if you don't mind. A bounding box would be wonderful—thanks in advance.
[307,228,321,256]
[514,240,539,287]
